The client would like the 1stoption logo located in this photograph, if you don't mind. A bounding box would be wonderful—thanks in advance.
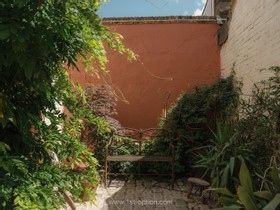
[108,199,173,206]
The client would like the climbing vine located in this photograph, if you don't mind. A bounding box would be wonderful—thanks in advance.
[0,0,135,209]
[157,74,240,174]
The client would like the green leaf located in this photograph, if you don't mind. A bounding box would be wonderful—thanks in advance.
[24,60,36,79]
[0,142,11,154]
[0,27,10,39]
[15,0,27,8]
[237,186,258,210]
[239,161,253,193]
[221,164,230,187]
[263,193,280,210]
[24,67,33,80]
[229,156,235,176]
[253,191,273,201]
[213,205,243,210]
[208,188,234,197]
[219,196,239,206]
[271,166,280,193]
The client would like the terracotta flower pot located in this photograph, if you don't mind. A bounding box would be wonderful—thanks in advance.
[80,179,97,201]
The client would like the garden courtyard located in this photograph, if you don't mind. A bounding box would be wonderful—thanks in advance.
[61,178,212,210]
[1,1,280,210]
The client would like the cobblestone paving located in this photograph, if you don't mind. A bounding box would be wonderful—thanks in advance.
[62,178,213,210]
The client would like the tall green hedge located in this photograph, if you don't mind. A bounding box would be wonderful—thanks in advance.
[157,74,240,174]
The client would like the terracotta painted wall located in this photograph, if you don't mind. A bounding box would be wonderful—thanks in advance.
[70,17,220,129]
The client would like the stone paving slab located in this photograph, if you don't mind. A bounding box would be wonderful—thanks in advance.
[60,178,212,210]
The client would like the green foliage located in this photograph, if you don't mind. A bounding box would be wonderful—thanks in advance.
[157,74,240,174]
[204,67,280,209]
[237,66,280,171]
[80,84,121,167]
[192,121,254,190]
[0,0,134,209]
[212,161,280,210]
[0,70,100,209]
[107,129,170,175]
[109,136,141,174]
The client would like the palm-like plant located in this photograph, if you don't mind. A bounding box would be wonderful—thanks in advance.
[211,161,280,210]
[192,121,253,190]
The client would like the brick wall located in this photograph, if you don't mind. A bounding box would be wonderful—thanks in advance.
[221,0,280,95]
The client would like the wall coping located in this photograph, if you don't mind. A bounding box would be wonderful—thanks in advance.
[101,16,216,25]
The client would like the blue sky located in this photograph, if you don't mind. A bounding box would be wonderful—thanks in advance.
[98,0,207,18]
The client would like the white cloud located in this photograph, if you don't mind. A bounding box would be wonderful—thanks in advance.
[195,0,206,6]
[182,10,189,15]
[193,0,206,16]
[196,0,202,7]
[193,8,203,16]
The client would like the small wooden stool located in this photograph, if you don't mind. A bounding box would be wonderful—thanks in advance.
[187,177,210,203]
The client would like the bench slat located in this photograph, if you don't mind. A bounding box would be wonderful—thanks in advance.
[104,127,175,189]
[107,155,172,162]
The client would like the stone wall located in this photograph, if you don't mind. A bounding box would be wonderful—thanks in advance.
[221,0,280,95]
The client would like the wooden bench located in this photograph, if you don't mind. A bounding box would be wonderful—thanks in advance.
[104,127,175,188]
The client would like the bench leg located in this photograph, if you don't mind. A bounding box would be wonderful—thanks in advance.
[201,186,209,204]
[187,183,194,198]
[104,160,108,188]
[137,162,140,177]
[202,187,206,204]
[171,161,175,189]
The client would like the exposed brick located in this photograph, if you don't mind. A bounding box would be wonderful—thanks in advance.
[221,0,280,95]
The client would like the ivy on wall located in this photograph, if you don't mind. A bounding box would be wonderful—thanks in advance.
[156,74,240,174]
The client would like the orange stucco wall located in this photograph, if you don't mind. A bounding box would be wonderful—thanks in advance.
[70,19,220,129]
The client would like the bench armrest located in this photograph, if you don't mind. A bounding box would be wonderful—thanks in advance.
[105,138,113,148]
[105,132,114,157]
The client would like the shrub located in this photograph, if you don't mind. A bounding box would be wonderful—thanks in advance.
[0,1,134,209]
[192,67,280,208]
[237,66,280,172]
[80,84,122,167]
[212,161,280,210]
[0,77,100,209]
[156,74,240,174]
[192,121,254,191]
